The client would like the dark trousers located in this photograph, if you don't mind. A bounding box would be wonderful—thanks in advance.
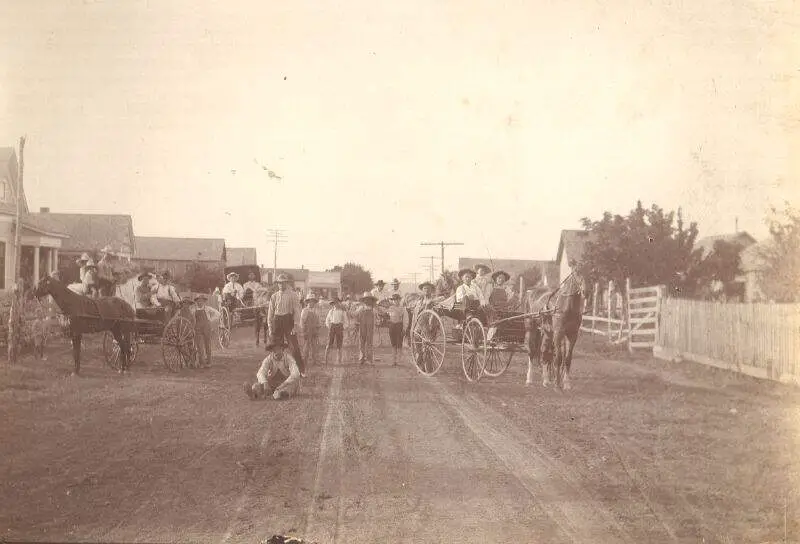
[195,324,212,365]
[255,311,268,345]
[272,314,305,373]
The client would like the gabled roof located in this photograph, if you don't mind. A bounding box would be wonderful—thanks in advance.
[227,247,258,266]
[135,236,225,262]
[694,231,756,259]
[29,213,134,253]
[556,229,597,265]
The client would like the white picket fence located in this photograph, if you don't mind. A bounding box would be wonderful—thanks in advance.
[581,279,664,352]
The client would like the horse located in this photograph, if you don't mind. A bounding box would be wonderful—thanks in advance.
[32,275,136,376]
[524,279,584,390]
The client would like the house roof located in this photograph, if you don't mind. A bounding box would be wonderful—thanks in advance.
[695,231,756,259]
[29,213,134,253]
[556,229,597,265]
[226,247,258,266]
[19,216,70,238]
[135,236,225,261]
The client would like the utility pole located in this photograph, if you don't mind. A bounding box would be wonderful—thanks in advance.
[8,136,25,363]
[420,241,463,277]
[267,229,287,283]
[421,256,436,282]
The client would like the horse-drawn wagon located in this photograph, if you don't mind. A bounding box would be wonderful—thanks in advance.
[33,276,197,374]
[218,265,269,348]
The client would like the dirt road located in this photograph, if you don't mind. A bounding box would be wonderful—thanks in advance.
[1,330,798,543]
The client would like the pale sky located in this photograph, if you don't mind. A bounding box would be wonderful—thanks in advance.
[1,0,797,282]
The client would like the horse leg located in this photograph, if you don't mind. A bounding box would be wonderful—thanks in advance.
[525,326,541,386]
[113,327,129,374]
[552,326,567,390]
[562,327,579,391]
[71,332,82,375]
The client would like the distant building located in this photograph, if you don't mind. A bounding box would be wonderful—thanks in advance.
[28,209,136,283]
[262,268,310,293]
[458,257,558,288]
[694,232,756,259]
[134,236,226,278]
[307,270,342,299]
[0,148,69,289]
[226,247,258,266]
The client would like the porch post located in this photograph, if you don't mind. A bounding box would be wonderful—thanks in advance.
[33,246,40,283]
[45,247,52,275]
[53,248,59,274]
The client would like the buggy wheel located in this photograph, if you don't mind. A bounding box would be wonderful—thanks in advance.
[161,316,196,371]
[218,307,231,349]
[461,318,487,382]
[410,309,446,376]
[483,346,514,377]
[103,331,139,369]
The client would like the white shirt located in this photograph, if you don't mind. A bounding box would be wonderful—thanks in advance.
[156,283,181,303]
[370,287,391,303]
[222,281,244,299]
[242,281,260,294]
[325,307,349,327]
[256,352,300,395]
[455,282,487,305]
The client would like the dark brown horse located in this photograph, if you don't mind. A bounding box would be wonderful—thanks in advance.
[525,276,584,390]
[33,276,136,375]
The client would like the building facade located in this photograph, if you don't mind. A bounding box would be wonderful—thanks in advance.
[134,236,226,278]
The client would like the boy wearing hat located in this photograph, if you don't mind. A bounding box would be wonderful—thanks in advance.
[489,270,516,310]
[324,296,349,364]
[355,292,377,363]
[387,293,408,364]
[370,280,390,304]
[193,294,218,367]
[244,339,301,401]
[268,273,305,375]
[300,293,321,367]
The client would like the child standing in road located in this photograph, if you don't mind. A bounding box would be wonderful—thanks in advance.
[324,296,348,365]
[193,294,218,367]
[300,293,321,368]
[387,293,408,365]
[355,292,376,364]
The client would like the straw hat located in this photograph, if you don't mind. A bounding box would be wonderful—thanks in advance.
[418,281,435,291]
[76,252,91,264]
[275,273,291,283]
[226,272,239,281]
[491,270,510,283]
[458,268,475,279]
[304,292,318,302]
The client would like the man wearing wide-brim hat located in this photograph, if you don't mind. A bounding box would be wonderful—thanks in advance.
[370,280,390,305]
[354,291,377,363]
[489,270,516,311]
[244,339,301,401]
[193,293,219,367]
[267,273,305,375]
[455,267,488,322]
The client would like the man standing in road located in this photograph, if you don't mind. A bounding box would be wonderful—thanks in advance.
[268,273,305,376]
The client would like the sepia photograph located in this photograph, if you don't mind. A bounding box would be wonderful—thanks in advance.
[0,1,798,542]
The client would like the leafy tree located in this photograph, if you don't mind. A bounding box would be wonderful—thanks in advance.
[519,266,542,289]
[580,201,699,292]
[328,263,373,296]
[683,240,744,300]
[436,269,460,295]
[759,204,800,302]
[179,262,223,293]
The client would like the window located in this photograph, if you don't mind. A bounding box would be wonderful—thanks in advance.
[0,179,9,203]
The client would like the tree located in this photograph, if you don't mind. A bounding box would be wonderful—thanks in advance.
[519,266,542,289]
[180,262,222,293]
[328,262,373,296]
[759,204,800,302]
[580,201,699,292]
[684,240,744,300]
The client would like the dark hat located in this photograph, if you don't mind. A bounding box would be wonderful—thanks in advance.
[492,270,510,282]
[458,268,476,279]
[275,273,291,283]
[304,292,318,302]
[391,293,402,300]
[391,278,400,285]
[375,280,385,286]
[330,295,341,304]
[160,270,172,280]
[137,272,152,281]
[265,338,288,351]
[360,291,377,302]
[474,263,491,274]
[194,294,208,302]
[418,281,435,290]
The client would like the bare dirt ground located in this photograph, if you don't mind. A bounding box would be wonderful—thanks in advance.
[1,329,799,543]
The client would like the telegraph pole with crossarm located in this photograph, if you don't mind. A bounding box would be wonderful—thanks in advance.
[420,241,463,277]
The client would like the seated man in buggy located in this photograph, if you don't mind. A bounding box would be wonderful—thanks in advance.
[135,272,166,321]
[155,270,182,316]
[435,268,489,324]
[241,271,260,307]
[221,272,244,314]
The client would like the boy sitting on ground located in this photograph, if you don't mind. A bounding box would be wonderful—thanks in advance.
[244,339,301,400]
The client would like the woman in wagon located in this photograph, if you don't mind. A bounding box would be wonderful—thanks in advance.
[242,271,260,306]
[222,272,244,313]
[135,272,160,310]
[455,268,489,323]
[243,338,301,401]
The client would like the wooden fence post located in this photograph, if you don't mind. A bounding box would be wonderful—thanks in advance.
[626,277,632,353]
[607,280,613,340]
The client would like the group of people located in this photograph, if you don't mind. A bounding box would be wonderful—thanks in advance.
[243,266,522,402]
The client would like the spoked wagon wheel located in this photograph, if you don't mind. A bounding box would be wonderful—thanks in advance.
[218,307,231,349]
[103,331,139,370]
[410,309,446,376]
[483,347,514,377]
[161,316,196,372]
[461,318,487,382]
